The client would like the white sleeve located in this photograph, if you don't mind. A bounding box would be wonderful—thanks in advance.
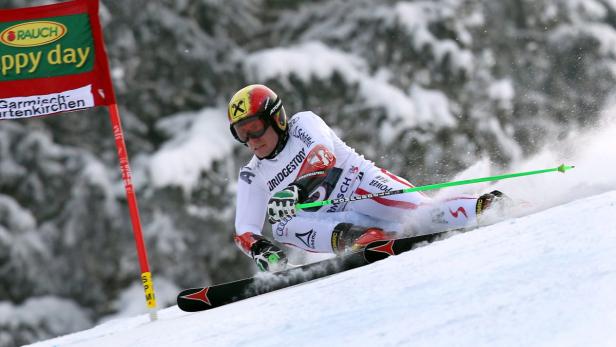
[234,166,270,236]
[293,112,336,154]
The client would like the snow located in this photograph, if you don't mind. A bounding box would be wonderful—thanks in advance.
[245,41,458,143]
[25,109,616,346]
[408,85,457,127]
[493,114,616,212]
[245,41,366,85]
[0,195,36,232]
[16,77,616,347]
[27,102,616,347]
[393,2,474,73]
[26,191,616,346]
[488,79,515,111]
[103,278,180,323]
[146,108,234,194]
[1,297,91,347]
[565,0,607,21]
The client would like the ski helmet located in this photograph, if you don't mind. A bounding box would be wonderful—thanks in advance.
[227,84,288,143]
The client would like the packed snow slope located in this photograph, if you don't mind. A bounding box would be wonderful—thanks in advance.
[28,189,616,347]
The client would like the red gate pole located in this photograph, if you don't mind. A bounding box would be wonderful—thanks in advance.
[108,103,158,321]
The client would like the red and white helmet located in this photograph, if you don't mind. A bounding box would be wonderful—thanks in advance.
[227,84,288,142]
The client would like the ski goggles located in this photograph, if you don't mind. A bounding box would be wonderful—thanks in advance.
[232,116,270,143]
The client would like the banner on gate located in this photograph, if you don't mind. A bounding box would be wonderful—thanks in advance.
[0,0,116,119]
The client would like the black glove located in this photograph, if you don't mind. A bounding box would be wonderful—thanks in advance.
[250,239,288,272]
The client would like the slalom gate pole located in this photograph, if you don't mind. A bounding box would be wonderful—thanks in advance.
[297,164,575,211]
[109,104,158,321]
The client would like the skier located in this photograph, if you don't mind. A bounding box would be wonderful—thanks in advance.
[229,84,508,272]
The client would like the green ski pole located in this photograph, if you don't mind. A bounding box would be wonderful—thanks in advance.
[297,164,574,211]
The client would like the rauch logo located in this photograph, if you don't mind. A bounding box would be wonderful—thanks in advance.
[0,21,67,48]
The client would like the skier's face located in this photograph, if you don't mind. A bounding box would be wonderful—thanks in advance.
[245,124,278,159]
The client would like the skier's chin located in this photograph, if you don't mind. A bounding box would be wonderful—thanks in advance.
[253,144,273,159]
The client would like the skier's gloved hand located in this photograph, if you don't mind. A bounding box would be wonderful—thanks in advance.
[250,238,288,272]
[267,184,300,224]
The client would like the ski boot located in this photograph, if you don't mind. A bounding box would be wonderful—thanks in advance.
[331,223,397,255]
[476,190,513,223]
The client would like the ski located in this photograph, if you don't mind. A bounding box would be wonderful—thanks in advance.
[362,228,466,263]
[177,249,368,312]
[177,229,465,312]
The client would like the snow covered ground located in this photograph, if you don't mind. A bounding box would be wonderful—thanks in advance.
[25,112,616,347]
[27,189,616,347]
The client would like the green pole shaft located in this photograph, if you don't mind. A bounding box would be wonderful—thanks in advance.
[297,164,574,210]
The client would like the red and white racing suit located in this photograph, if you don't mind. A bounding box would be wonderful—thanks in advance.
[235,111,478,253]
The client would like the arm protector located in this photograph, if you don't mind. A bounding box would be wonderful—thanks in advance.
[292,144,337,202]
[234,232,265,257]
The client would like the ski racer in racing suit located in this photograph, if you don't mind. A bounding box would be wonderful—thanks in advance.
[229,84,507,272]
